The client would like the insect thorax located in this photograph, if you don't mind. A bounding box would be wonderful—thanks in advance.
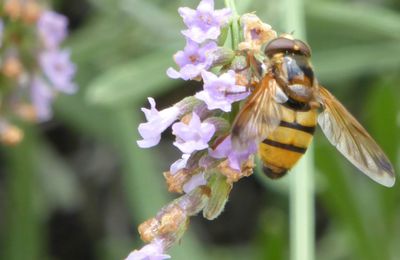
[274,54,315,103]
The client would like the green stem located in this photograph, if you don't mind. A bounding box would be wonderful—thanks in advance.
[283,0,315,260]
[224,0,240,49]
[2,125,44,260]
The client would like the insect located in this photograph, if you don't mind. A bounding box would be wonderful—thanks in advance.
[231,35,396,187]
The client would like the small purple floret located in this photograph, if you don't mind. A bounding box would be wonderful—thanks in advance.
[172,112,215,154]
[39,49,77,94]
[209,135,257,171]
[137,98,180,148]
[195,70,249,112]
[125,240,170,260]
[37,11,68,49]
[183,172,207,193]
[170,154,190,175]
[179,0,231,43]
[167,40,217,80]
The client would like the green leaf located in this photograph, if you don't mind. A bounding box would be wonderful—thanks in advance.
[86,49,179,106]
[314,41,400,83]
[307,2,400,41]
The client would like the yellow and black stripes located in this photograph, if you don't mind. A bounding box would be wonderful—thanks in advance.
[258,105,317,179]
[279,120,316,135]
[263,138,307,154]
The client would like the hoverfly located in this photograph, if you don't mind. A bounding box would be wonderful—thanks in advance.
[232,35,396,187]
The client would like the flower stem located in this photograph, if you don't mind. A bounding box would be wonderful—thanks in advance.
[283,0,315,260]
[224,0,240,50]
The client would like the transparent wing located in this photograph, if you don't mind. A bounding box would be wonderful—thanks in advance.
[317,86,395,187]
[231,75,282,150]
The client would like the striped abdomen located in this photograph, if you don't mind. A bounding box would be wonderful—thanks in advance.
[259,104,317,179]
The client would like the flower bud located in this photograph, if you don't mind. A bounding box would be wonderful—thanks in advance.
[239,13,277,51]
[4,0,22,20]
[177,186,210,216]
[138,204,188,249]
[2,56,23,79]
[211,47,235,67]
[0,123,23,146]
[138,218,159,243]
[217,156,254,183]
[15,104,37,122]
[203,172,232,220]
[163,169,191,194]
[22,1,42,24]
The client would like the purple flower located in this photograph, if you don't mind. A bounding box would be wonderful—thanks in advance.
[172,112,215,154]
[170,154,190,174]
[0,19,3,48]
[37,10,68,49]
[125,240,170,260]
[30,76,54,122]
[167,40,217,80]
[183,172,207,193]
[39,49,77,93]
[209,135,257,171]
[179,0,231,43]
[195,70,249,112]
[137,98,180,148]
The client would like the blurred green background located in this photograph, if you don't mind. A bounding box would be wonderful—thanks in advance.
[1,0,400,259]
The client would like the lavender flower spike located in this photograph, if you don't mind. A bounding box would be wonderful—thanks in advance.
[0,19,3,48]
[195,70,249,112]
[179,0,231,43]
[172,112,215,154]
[167,40,217,81]
[37,10,68,49]
[137,98,180,148]
[39,49,77,94]
[125,239,170,260]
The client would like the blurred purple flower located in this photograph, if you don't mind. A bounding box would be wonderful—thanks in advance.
[0,19,3,48]
[209,135,257,171]
[172,112,215,154]
[195,70,249,112]
[39,49,77,93]
[125,240,170,260]
[137,98,180,148]
[37,10,68,49]
[183,172,207,193]
[167,40,217,80]
[30,76,54,122]
[179,0,231,43]
[170,153,190,174]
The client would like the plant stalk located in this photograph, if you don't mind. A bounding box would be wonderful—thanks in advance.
[284,0,315,260]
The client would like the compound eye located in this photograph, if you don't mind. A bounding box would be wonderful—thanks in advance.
[264,37,312,57]
[293,39,311,57]
[264,37,295,57]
